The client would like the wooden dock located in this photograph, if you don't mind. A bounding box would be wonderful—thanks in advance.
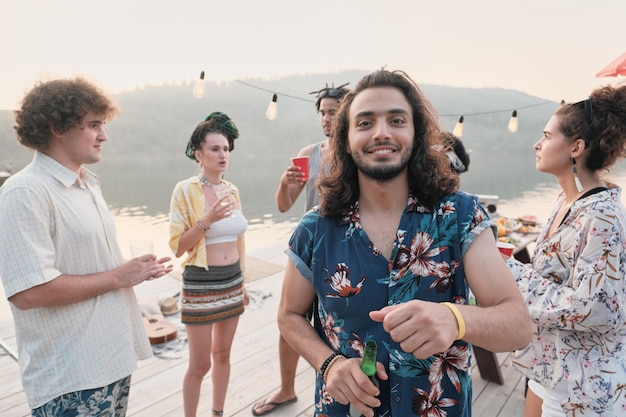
[0,242,527,417]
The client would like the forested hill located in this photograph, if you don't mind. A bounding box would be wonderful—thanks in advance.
[0,69,558,170]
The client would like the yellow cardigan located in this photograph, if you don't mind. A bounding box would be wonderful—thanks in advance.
[169,175,245,272]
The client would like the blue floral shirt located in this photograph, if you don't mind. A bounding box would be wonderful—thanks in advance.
[508,187,626,416]
[287,191,493,417]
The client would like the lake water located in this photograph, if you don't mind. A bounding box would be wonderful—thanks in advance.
[1,157,625,321]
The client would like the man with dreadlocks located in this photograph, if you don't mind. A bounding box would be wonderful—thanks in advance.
[275,82,350,213]
[251,83,349,416]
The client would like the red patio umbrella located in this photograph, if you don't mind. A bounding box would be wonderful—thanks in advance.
[595,51,626,77]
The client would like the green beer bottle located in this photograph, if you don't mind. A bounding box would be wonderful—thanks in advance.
[349,340,379,417]
[360,340,378,378]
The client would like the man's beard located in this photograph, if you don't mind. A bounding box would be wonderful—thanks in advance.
[352,150,412,182]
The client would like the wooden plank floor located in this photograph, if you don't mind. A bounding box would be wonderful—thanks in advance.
[0,242,526,417]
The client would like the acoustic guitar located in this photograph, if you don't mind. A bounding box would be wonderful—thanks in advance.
[142,314,178,345]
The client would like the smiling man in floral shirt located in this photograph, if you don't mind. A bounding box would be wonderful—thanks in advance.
[277,69,532,417]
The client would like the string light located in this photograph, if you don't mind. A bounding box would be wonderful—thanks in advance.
[508,110,518,133]
[190,71,554,133]
[453,115,464,138]
[235,77,551,135]
[27,2,552,136]
[266,94,278,120]
[440,100,554,137]
[192,70,205,99]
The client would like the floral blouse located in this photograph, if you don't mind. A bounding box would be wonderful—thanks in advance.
[287,192,493,417]
[508,187,626,416]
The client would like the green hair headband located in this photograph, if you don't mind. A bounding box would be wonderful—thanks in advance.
[185,111,240,160]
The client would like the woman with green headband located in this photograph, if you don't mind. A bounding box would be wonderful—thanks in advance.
[169,111,249,417]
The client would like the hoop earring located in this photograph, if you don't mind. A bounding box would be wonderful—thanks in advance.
[570,157,584,192]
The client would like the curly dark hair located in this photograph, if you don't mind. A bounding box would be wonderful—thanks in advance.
[556,84,626,172]
[318,69,458,217]
[14,78,119,151]
[185,111,240,161]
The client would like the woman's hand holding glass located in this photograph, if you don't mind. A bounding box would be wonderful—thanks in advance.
[215,183,236,218]
[198,186,234,229]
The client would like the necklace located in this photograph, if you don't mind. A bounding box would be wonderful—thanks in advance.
[198,174,221,187]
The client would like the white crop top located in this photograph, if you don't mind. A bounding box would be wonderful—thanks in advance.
[204,209,248,245]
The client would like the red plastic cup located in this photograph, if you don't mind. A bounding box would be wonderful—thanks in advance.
[497,241,515,258]
[291,156,310,181]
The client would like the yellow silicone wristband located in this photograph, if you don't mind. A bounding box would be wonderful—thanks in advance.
[442,302,466,340]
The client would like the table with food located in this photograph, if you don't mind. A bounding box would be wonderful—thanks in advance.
[494,215,542,263]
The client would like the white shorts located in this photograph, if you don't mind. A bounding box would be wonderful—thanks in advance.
[527,379,569,417]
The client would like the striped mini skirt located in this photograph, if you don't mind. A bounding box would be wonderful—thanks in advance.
[181,262,245,325]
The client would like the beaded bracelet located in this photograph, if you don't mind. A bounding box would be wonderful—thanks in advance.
[196,220,210,232]
[442,302,466,340]
[320,352,343,383]
[323,354,344,383]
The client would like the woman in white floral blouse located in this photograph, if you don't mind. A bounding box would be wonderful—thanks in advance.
[507,84,626,417]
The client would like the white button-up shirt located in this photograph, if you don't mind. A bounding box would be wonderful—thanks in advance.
[0,151,152,409]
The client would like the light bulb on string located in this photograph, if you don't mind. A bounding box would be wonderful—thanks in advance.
[266,93,278,120]
[453,115,464,138]
[508,110,518,133]
[192,70,205,98]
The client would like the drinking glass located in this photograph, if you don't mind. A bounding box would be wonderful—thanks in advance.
[215,183,235,217]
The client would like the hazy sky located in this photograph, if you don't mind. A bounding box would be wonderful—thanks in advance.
[2,0,625,110]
